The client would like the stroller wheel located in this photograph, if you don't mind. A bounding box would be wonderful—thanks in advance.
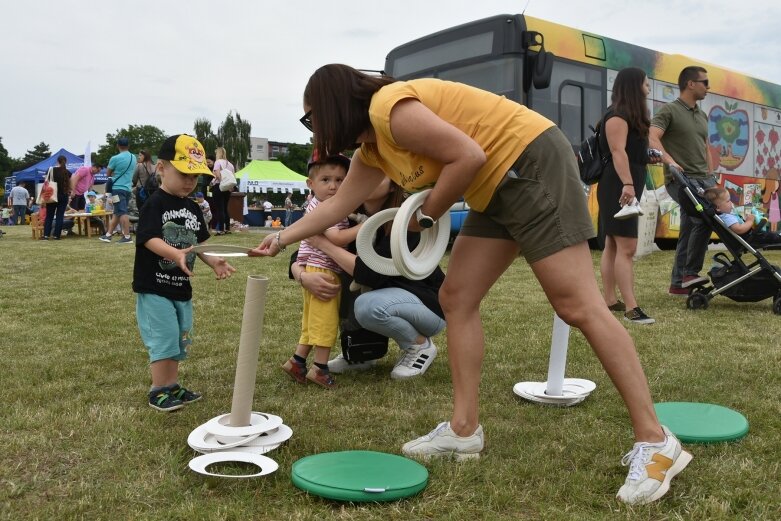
[773,296,781,316]
[687,292,709,310]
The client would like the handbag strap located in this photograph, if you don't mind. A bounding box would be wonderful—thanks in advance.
[113,152,134,183]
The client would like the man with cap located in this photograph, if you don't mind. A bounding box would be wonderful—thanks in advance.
[100,137,137,243]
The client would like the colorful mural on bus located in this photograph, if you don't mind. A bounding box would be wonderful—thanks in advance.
[525,15,781,238]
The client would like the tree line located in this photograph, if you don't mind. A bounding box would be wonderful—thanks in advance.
[1,110,316,186]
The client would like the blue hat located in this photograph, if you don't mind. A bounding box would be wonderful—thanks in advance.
[117,137,129,147]
[86,190,97,197]
[195,192,204,198]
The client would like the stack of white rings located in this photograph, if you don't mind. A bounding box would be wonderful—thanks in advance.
[356,190,451,280]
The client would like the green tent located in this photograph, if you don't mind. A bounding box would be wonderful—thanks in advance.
[236,160,309,193]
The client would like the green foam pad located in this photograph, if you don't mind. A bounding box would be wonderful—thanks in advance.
[291,450,428,502]
[654,402,749,443]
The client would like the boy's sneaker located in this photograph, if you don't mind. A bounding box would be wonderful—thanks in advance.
[281,357,307,384]
[327,354,376,374]
[607,300,626,312]
[117,236,133,244]
[616,426,692,504]
[168,384,202,404]
[306,367,336,389]
[681,274,708,288]
[402,421,483,461]
[98,234,112,243]
[614,198,643,220]
[624,307,655,325]
[148,389,184,412]
[391,339,437,380]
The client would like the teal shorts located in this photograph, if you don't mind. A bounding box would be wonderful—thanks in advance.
[136,293,193,363]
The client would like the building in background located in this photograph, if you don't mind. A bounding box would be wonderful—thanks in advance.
[249,137,269,161]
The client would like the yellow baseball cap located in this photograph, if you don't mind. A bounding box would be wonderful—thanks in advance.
[157,134,212,176]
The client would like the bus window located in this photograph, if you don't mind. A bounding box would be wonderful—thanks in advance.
[391,32,494,78]
[437,58,520,98]
[529,60,604,145]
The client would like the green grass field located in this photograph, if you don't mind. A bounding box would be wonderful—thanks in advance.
[1,225,780,520]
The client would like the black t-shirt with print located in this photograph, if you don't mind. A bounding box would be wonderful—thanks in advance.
[133,189,210,301]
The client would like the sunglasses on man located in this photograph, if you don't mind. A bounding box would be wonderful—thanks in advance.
[691,79,709,87]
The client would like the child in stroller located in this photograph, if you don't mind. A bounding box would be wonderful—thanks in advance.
[669,167,781,314]
[703,187,781,248]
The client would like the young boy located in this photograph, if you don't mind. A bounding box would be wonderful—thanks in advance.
[705,186,781,247]
[195,192,212,225]
[133,134,236,411]
[280,154,361,389]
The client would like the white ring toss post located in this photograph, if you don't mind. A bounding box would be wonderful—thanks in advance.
[187,275,292,477]
[355,190,450,280]
[513,314,596,407]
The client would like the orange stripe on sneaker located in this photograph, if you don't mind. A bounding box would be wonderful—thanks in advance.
[647,453,674,481]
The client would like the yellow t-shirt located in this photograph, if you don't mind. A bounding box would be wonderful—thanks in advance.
[355,79,555,211]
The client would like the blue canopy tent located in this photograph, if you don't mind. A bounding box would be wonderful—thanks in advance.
[12,148,108,185]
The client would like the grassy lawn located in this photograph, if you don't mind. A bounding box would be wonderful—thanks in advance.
[1,225,780,520]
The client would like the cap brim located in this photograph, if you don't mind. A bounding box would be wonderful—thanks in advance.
[170,159,212,176]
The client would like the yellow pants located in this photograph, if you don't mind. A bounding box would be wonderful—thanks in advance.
[298,266,341,348]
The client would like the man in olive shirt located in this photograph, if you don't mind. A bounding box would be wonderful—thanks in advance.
[649,66,715,295]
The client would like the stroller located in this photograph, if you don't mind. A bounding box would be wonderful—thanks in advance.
[671,168,781,314]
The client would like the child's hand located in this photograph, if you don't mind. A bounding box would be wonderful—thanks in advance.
[211,258,236,280]
[170,246,194,276]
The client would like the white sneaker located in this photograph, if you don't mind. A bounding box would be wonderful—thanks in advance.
[390,339,437,380]
[614,198,643,220]
[401,421,484,461]
[327,354,376,374]
[616,426,693,504]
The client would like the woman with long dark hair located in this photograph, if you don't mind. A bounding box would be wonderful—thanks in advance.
[598,67,659,324]
[254,64,690,504]
[132,150,156,206]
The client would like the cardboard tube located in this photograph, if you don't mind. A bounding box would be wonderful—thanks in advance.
[229,275,269,427]
[545,314,570,396]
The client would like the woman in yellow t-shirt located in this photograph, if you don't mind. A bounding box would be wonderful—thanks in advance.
[254,64,688,504]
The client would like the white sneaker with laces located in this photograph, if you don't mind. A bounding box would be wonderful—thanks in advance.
[401,421,484,461]
[327,354,376,374]
[614,197,644,220]
[390,339,437,380]
[616,426,692,504]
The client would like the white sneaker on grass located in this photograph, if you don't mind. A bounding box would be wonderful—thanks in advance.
[616,426,692,504]
[402,421,483,461]
[327,354,376,374]
[390,339,437,380]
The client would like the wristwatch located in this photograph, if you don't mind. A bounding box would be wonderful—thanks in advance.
[416,209,435,229]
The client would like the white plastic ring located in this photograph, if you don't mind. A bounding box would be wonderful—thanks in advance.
[204,412,283,438]
[354,207,402,276]
[390,190,450,280]
[188,451,279,478]
[187,424,261,453]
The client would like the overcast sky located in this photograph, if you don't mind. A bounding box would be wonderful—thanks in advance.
[1,0,779,158]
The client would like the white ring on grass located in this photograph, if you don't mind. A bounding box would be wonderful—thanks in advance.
[204,412,283,438]
[513,378,596,407]
[187,424,261,453]
[355,190,450,280]
[188,452,279,478]
[390,191,450,280]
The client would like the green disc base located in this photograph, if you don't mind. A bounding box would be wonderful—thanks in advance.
[291,450,428,502]
[654,402,749,443]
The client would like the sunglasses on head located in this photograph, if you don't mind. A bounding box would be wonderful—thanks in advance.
[300,110,313,132]
[691,79,709,87]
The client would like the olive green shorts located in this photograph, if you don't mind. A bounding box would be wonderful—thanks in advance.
[460,126,595,264]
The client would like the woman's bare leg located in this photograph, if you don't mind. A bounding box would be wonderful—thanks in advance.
[600,235,618,305]
[613,235,639,310]
[438,235,520,436]
[530,242,663,442]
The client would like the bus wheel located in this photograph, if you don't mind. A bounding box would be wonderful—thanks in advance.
[655,238,678,251]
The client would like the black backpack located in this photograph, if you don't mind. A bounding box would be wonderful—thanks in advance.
[137,172,159,206]
[577,117,611,185]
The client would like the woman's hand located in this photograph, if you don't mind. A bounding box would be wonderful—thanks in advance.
[300,271,340,301]
[250,233,279,257]
[620,184,636,206]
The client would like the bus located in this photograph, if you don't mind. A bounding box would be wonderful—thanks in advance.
[384,14,781,249]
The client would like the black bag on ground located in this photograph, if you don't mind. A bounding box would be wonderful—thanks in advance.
[577,116,611,185]
[340,328,389,363]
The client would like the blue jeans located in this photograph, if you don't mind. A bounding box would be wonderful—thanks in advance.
[284,209,293,227]
[44,197,68,238]
[354,288,445,350]
[666,176,717,286]
[13,205,26,225]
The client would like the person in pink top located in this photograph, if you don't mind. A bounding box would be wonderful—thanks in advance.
[69,164,101,210]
